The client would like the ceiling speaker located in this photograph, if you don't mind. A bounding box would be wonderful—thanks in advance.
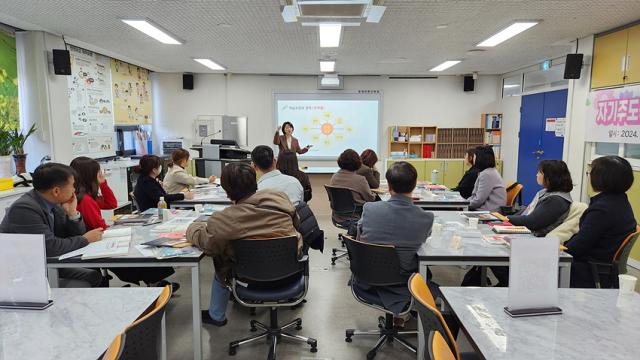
[52,49,71,75]
[564,54,583,79]
[183,73,194,90]
[463,75,475,92]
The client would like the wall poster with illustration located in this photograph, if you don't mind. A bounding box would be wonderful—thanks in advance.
[67,45,115,159]
[111,59,152,125]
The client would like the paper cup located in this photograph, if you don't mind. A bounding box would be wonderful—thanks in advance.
[194,204,204,213]
[468,217,479,229]
[619,274,637,295]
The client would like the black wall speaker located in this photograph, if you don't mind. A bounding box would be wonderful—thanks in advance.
[52,49,71,75]
[463,75,475,92]
[564,54,583,79]
[183,73,194,90]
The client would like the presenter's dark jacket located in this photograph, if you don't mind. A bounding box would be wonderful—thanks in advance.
[565,192,637,288]
[0,189,87,257]
[134,174,185,212]
[451,166,480,199]
[274,131,309,155]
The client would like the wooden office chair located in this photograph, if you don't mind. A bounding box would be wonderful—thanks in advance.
[324,185,363,265]
[589,225,640,288]
[344,236,416,360]
[430,332,456,360]
[101,333,125,360]
[505,182,523,207]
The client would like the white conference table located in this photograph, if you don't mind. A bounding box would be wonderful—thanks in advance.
[418,211,573,288]
[47,212,207,360]
[0,287,163,360]
[439,287,640,360]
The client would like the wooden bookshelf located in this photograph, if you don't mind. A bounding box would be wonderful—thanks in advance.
[481,113,503,158]
[389,125,487,159]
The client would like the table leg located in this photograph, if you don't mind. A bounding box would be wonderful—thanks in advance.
[559,263,571,288]
[48,268,60,288]
[191,264,202,360]
[480,266,488,287]
[161,313,167,360]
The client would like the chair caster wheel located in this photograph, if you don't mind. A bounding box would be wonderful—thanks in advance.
[228,344,238,356]
[310,347,318,353]
[345,337,352,342]
[250,327,257,332]
[367,351,377,360]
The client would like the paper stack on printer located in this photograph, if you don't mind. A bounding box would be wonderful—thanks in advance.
[59,227,132,260]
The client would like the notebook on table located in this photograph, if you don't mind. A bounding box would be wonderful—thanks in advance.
[492,226,532,234]
[461,211,500,221]
[59,227,132,260]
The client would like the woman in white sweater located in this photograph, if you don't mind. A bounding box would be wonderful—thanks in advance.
[164,148,216,193]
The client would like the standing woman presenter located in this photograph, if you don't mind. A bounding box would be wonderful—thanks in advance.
[274,122,313,162]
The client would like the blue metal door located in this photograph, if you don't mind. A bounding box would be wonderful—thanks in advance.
[516,89,567,204]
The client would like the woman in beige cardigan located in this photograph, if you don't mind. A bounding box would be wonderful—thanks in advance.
[274,122,312,160]
[163,148,216,193]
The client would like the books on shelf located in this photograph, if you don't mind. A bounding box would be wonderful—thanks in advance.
[484,130,502,144]
[484,114,502,130]
[424,134,436,143]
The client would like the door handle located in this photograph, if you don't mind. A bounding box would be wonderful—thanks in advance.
[532,150,544,155]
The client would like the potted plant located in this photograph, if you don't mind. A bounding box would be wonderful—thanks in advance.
[9,124,37,175]
[0,128,12,178]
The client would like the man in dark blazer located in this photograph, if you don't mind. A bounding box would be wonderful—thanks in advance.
[0,163,104,287]
[356,161,434,323]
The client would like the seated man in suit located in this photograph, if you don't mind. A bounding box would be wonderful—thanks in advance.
[357,161,434,326]
[187,162,302,326]
[0,163,105,287]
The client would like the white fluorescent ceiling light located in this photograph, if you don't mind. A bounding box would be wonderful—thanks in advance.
[319,24,342,47]
[477,22,538,47]
[430,60,461,72]
[121,19,182,44]
[320,61,335,72]
[194,58,226,71]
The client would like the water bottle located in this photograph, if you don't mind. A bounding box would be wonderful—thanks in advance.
[157,196,167,221]
[431,169,439,185]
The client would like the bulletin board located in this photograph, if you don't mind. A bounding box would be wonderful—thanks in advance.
[111,59,152,125]
[67,45,116,159]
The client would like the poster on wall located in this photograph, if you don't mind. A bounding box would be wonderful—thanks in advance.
[586,84,640,144]
[0,30,18,130]
[67,45,115,159]
[110,59,152,125]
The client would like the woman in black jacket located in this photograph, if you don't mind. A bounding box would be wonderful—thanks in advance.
[566,156,637,288]
[508,160,573,236]
[133,155,194,212]
[451,148,479,199]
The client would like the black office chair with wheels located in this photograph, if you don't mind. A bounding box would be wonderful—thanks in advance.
[324,185,363,265]
[343,236,417,360]
[228,236,317,360]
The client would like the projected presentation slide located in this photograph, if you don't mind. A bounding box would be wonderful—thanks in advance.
[276,99,380,159]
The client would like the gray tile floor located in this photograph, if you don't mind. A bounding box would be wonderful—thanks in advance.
[109,174,640,360]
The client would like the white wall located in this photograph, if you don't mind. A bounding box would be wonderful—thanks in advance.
[563,35,595,201]
[152,73,501,165]
[17,31,74,170]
